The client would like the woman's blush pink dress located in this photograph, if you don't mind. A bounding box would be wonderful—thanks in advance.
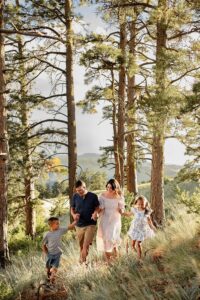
[96,194,125,253]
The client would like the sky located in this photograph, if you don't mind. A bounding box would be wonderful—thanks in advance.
[34,4,189,166]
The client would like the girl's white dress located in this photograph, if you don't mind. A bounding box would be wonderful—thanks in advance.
[128,207,155,241]
[96,195,125,253]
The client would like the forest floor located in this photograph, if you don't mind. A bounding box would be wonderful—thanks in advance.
[1,207,200,300]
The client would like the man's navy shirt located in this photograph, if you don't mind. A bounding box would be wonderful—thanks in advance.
[71,192,99,227]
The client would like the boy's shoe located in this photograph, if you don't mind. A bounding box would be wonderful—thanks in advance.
[47,270,51,280]
[46,277,50,284]
[46,283,58,292]
[50,277,56,285]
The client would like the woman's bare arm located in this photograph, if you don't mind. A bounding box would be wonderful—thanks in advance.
[121,211,133,217]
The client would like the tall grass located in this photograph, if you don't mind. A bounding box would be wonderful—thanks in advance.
[0,208,200,300]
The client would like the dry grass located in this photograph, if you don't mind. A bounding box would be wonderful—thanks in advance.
[1,208,200,300]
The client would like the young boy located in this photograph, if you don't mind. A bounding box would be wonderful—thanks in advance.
[42,217,76,283]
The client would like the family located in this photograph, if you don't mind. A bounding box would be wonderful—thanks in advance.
[42,179,156,283]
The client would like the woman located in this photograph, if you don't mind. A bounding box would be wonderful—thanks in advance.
[96,179,125,262]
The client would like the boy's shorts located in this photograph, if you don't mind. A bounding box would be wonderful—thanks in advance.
[46,253,61,269]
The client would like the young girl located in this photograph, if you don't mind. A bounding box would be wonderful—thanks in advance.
[124,195,156,260]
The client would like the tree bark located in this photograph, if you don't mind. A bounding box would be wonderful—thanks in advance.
[117,19,126,188]
[0,0,9,268]
[111,69,121,181]
[126,18,138,195]
[65,0,77,202]
[150,0,167,226]
[16,0,36,237]
[18,46,36,237]
[151,130,165,225]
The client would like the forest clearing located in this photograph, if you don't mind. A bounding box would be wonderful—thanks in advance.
[0,0,200,299]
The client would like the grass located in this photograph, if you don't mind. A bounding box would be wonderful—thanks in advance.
[1,206,200,300]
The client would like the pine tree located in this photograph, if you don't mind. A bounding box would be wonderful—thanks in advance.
[65,0,77,201]
[0,0,9,268]
[5,0,78,201]
[177,82,200,182]
[5,0,70,236]
[150,0,167,226]
[126,13,139,195]
[26,0,78,201]
[79,36,124,182]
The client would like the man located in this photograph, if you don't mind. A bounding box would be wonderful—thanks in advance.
[71,180,99,264]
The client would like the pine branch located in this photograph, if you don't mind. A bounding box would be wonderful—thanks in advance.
[36,57,66,74]
[32,2,66,26]
[28,130,68,140]
[109,1,156,9]
[42,152,68,159]
[41,51,66,56]
[136,50,155,62]
[25,26,62,38]
[27,119,68,131]
[22,65,49,88]
[29,141,68,155]
[137,19,156,40]
[169,66,200,85]
[169,27,200,40]
[0,28,64,42]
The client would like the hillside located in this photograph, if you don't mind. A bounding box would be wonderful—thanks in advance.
[59,153,181,183]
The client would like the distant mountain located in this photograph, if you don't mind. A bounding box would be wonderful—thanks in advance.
[78,153,100,158]
[136,161,181,183]
[77,153,114,178]
[58,153,182,183]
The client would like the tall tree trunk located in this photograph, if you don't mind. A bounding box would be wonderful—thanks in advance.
[19,52,36,237]
[151,130,165,225]
[111,69,121,181]
[126,18,138,195]
[150,0,167,226]
[65,0,77,202]
[0,0,9,268]
[16,0,36,237]
[117,19,126,188]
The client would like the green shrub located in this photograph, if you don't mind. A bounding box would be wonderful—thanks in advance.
[0,281,13,300]
[78,169,107,190]
[121,192,135,234]
[176,187,200,214]
[9,234,43,255]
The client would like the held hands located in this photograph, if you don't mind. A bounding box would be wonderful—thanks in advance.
[68,220,77,230]
[73,213,80,222]
[91,212,98,221]
[122,211,133,217]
